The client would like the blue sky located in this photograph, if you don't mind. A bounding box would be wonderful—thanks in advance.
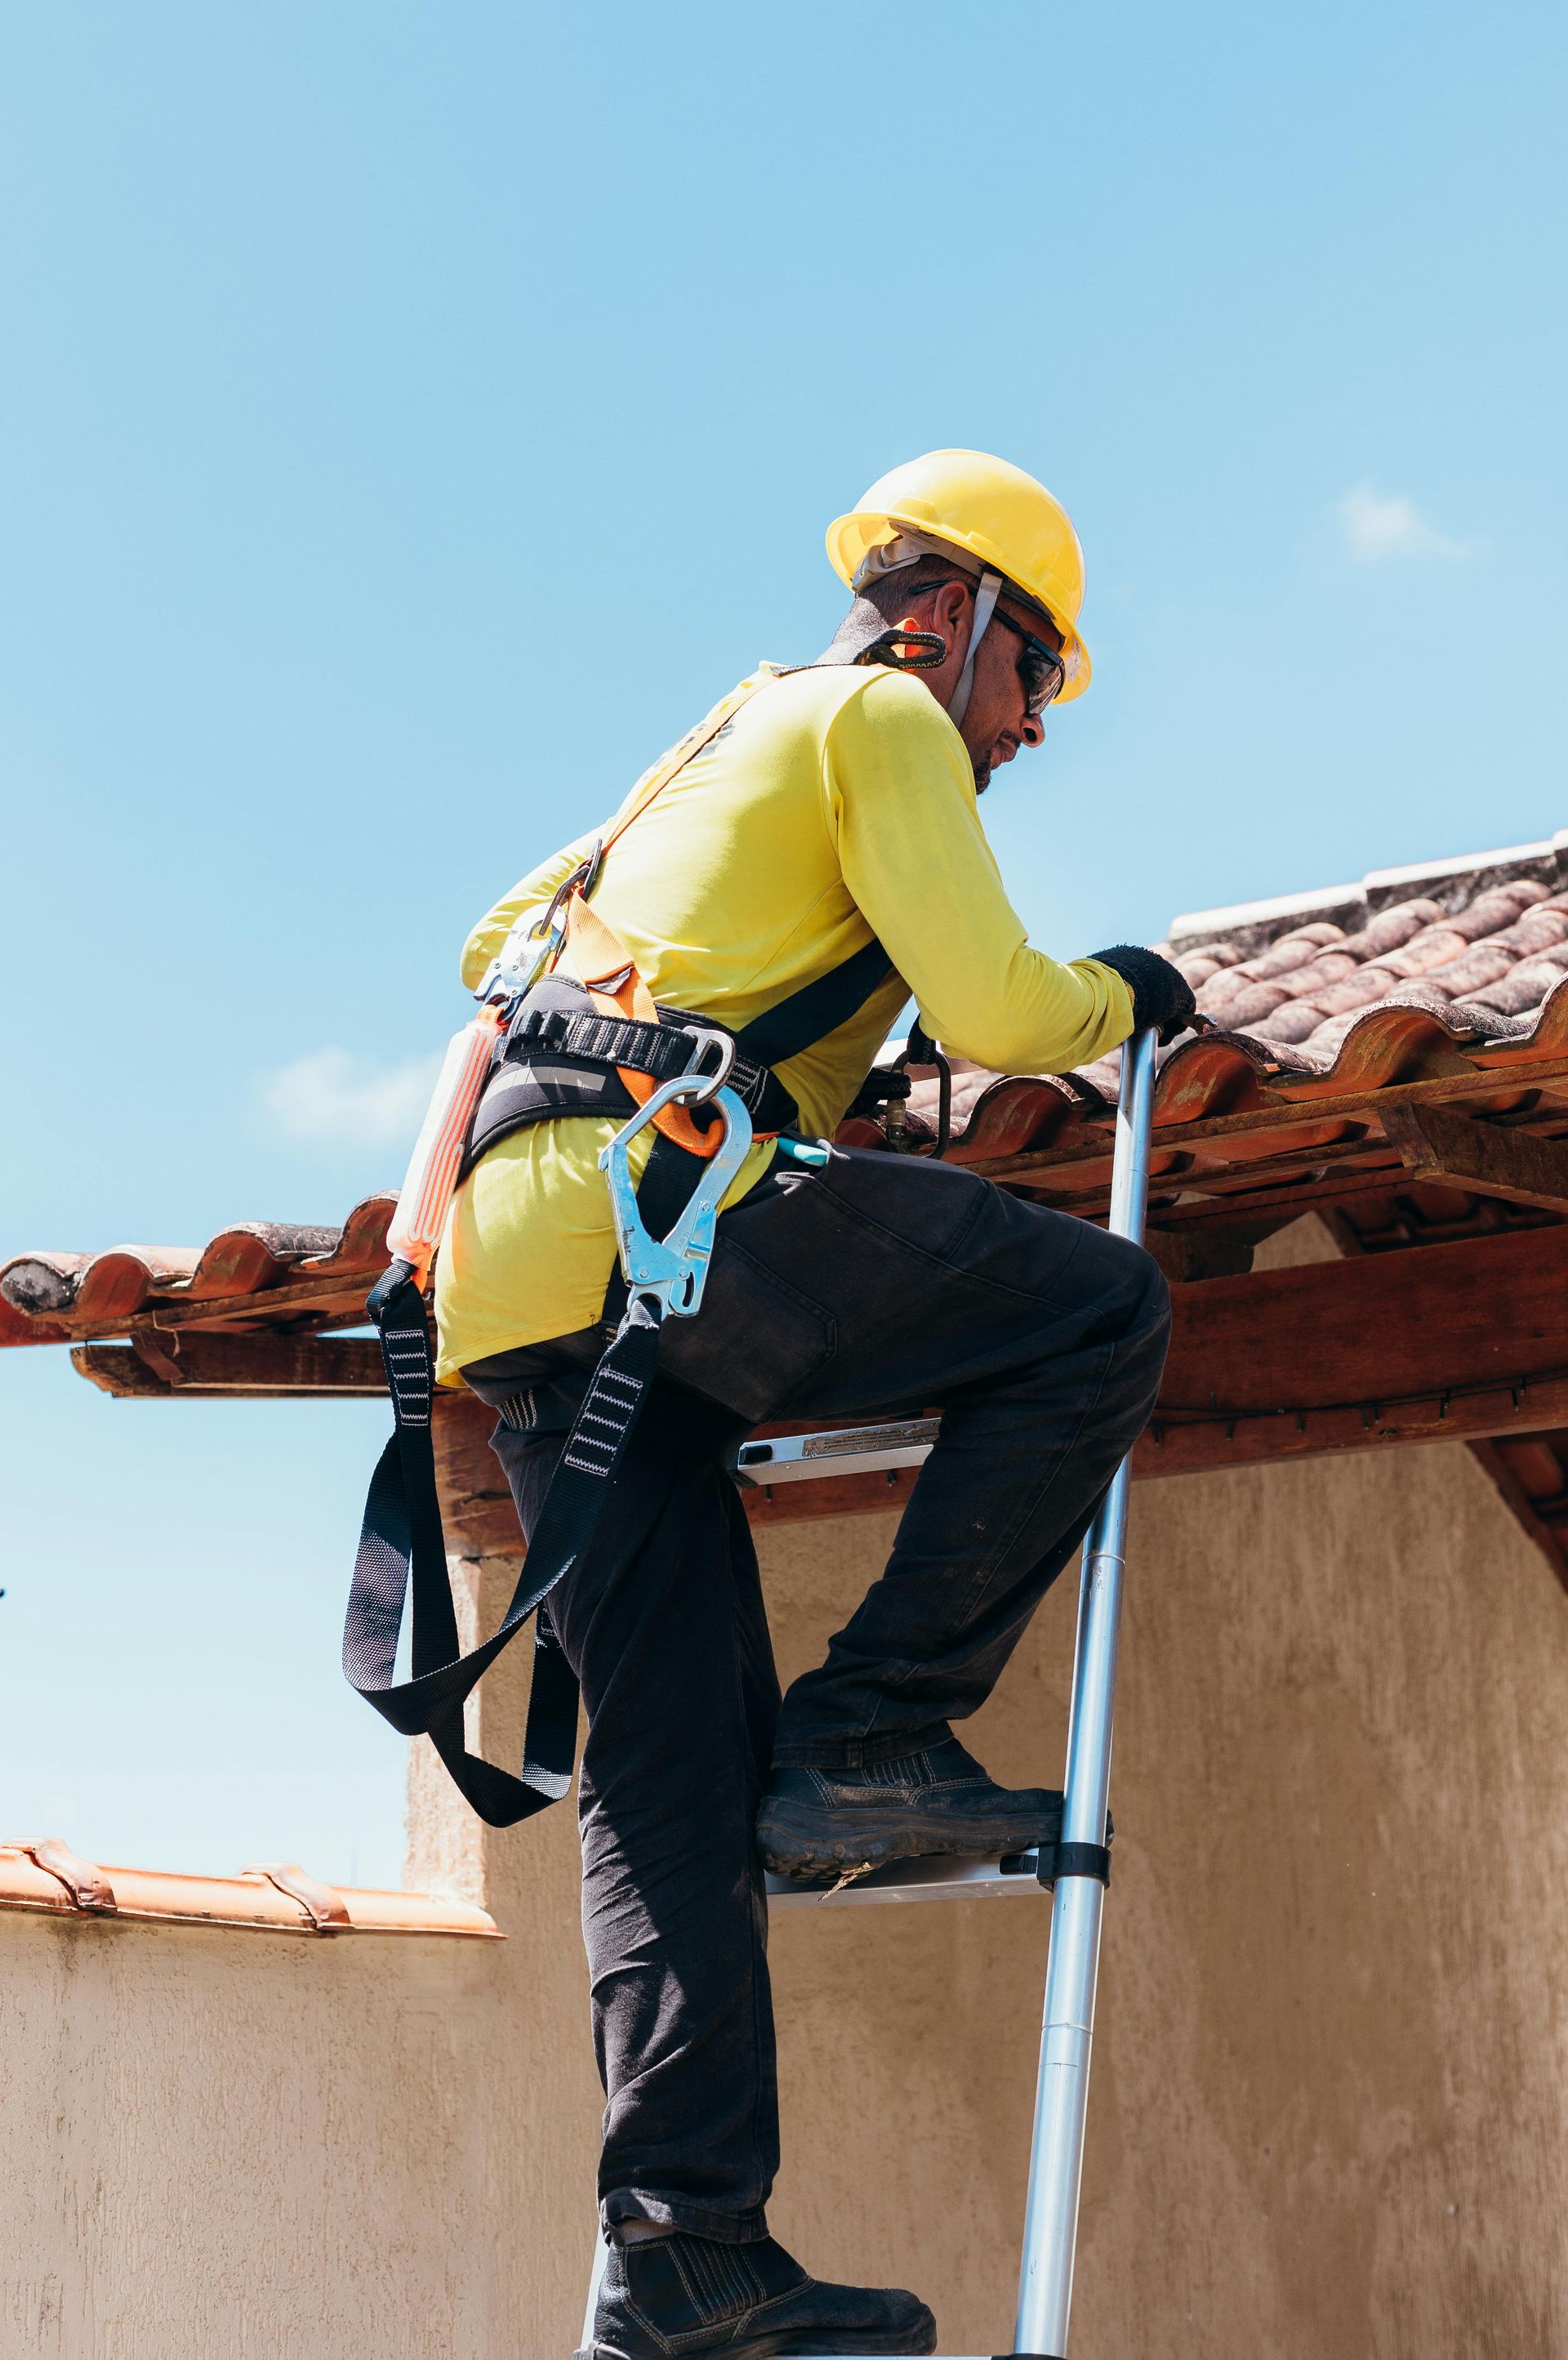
[2,2,1564,1887]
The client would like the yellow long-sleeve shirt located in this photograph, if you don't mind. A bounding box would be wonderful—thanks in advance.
[434,661,1132,1380]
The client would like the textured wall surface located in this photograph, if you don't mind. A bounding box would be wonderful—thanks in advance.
[758,1439,1568,2359]
[0,1548,599,2360]
[7,1316,1568,2357]
[0,1911,506,2358]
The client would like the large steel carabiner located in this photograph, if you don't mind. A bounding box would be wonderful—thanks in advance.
[598,1075,755,1323]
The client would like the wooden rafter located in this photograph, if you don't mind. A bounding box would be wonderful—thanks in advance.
[1468,1434,1568,1598]
[74,1336,386,1399]
[1383,1103,1568,1211]
[744,1224,1568,1528]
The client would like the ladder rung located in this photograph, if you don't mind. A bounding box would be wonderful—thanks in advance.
[765,1849,1043,1909]
[737,1416,939,1486]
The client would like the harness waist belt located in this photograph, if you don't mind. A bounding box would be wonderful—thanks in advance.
[462,975,803,1178]
[504,1001,785,1124]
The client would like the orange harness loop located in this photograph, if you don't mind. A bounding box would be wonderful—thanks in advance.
[550,669,777,1161]
[559,895,728,1160]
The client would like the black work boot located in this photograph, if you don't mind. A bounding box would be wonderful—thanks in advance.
[576,2229,936,2358]
[757,1734,1063,1880]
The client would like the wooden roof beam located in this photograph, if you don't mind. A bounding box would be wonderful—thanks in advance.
[1382,1104,1568,1212]
[747,1223,1568,1524]
[74,1336,386,1399]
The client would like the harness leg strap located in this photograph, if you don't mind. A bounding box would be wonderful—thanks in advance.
[344,1269,666,1827]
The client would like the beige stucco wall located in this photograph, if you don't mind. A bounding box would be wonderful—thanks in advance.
[7,1269,1568,2355]
[0,1555,602,2360]
[0,1908,506,2357]
[758,1440,1568,2360]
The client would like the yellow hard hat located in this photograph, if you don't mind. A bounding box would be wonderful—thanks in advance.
[826,448,1091,702]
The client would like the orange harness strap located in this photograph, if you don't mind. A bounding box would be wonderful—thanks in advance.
[555,669,777,1161]
[558,896,724,1158]
[595,669,773,861]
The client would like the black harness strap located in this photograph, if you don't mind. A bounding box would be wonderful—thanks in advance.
[345,932,901,1827]
[464,939,898,1178]
[731,936,894,1066]
[347,1271,666,1825]
[502,1001,785,1122]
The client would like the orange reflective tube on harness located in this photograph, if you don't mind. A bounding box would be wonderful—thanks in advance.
[385,1004,505,1278]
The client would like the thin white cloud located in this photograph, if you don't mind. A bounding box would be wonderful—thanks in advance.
[258,1046,441,1149]
[1337,484,1470,563]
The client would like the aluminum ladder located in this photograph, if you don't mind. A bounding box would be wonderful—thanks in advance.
[581,1025,1158,2360]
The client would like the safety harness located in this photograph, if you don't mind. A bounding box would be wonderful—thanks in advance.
[344,663,905,1827]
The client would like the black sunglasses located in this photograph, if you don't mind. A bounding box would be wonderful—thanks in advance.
[987,605,1067,716]
[914,576,1067,715]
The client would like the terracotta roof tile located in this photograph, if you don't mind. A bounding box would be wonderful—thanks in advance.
[7,833,1568,1354]
[893,836,1568,1149]
[0,1198,394,1345]
[0,1839,500,1940]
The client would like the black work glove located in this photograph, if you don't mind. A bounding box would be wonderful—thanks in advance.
[1089,944,1197,1045]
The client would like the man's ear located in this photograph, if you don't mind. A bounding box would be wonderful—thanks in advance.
[898,579,969,647]
[930,580,969,639]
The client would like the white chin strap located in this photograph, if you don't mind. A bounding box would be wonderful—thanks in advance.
[947,569,1002,728]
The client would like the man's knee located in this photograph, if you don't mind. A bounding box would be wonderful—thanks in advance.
[1069,1222,1168,1330]
[1120,1234,1171,1332]
[1096,1234,1171,1407]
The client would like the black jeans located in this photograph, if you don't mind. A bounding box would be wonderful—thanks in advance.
[465,1144,1169,2244]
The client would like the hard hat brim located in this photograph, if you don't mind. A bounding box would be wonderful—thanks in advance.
[826,505,1091,702]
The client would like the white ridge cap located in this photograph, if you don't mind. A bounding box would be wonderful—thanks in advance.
[1167,831,1568,953]
[1167,880,1363,944]
[1362,836,1557,893]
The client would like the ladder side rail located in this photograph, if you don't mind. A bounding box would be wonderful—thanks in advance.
[1012,1026,1157,2360]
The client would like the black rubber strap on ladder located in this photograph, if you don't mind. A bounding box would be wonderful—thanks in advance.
[1036,1841,1111,1889]
[344,1268,666,1827]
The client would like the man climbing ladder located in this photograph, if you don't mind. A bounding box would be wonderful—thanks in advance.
[353,449,1192,2357]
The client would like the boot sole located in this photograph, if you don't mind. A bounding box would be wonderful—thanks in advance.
[577,2320,936,2358]
[757,1797,1060,1880]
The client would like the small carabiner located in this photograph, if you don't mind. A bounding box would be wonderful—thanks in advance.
[676,1026,737,1105]
[605,1065,724,1150]
[474,839,608,1010]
